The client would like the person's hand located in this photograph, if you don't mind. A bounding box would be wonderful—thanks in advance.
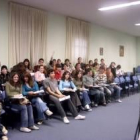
[57,94,65,98]
[28,91,35,95]
[89,85,93,87]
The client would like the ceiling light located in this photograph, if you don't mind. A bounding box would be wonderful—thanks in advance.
[135,23,140,26]
[98,1,140,11]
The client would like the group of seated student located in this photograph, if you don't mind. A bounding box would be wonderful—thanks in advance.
[0,57,124,137]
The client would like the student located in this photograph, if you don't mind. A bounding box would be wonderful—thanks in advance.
[56,59,63,68]
[100,59,106,68]
[0,65,10,91]
[61,64,69,76]
[89,60,93,68]
[110,62,116,78]
[71,63,83,78]
[73,71,92,111]
[83,68,106,106]
[106,68,122,103]
[34,58,47,72]
[116,65,124,77]
[35,65,46,88]
[5,72,39,132]
[92,63,100,76]
[23,59,32,72]
[59,71,82,108]
[22,72,53,125]
[94,66,111,103]
[43,69,85,124]
[55,64,62,81]
[77,57,85,70]
[49,59,56,70]
[64,59,74,73]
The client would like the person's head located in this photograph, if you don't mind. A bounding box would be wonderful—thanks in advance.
[56,64,62,71]
[94,58,98,63]
[89,60,93,66]
[85,68,93,76]
[78,57,82,63]
[48,69,55,79]
[61,71,71,81]
[23,72,33,87]
[1,65,8,75]
[75,63,81,70]
[52,59,56,66]
[99,66,106,74]
[65,59,70,66]
[110,62,116,68]
[57,59,61,65]
[85,64,90,69]
[9,72,21,87]
[116,65,121,70]
[39,65,44,73]
[38,58,44,65]
[101,58,104,64]
[63,64,68,71]
[23,59,30,67]
[74,70,83,81]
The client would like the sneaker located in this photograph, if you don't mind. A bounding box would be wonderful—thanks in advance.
[20,127,31,133]
[45,110,53,116]
[63,117,70,124]
[85,104,92,111]
[29,125,39,130]
[116,99,122,103]
[94,104,98,107]
[87,108,92,112]
[2,136,8,140]
[37,121,43,125]
[75,115,86,120]
[2,126,8,135]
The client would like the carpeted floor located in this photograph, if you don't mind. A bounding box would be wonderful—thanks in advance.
[7,93,139,140]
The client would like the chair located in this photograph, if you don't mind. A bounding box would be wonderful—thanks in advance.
[132,76,139,92]
[125,76,134,96]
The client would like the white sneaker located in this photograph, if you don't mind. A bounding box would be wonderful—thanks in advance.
[2,136,8,140]
[87,108,92,112]
[85,104,92,112]
[75,115,86,120]
[116,99,122,103]
[94,104,98,107]
[20,127,31,133]
[29,125,39,130]
[63,117,70,124]
[37,121,43,125]
[2,126,8,135]
[45,110,53,116]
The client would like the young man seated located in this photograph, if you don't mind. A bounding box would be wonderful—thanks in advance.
[43,69,86,124]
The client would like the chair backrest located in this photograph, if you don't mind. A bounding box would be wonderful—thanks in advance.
[119,76,125,83]
[132,76,138,82]
[125,76,131,82]
[114,77,120,84]
[137,75,140,81]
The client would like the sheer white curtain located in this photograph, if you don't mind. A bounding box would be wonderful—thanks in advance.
[66,17,89,65]
[8,2,47,68]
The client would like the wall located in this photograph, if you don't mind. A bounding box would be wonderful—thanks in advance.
[0,0,8,66]
[136,37,140,66]
[0,0,138,71]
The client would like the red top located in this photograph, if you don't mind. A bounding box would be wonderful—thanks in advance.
[55,70,62,80]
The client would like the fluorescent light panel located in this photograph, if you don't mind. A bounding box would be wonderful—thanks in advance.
[99,1,140,11]
[135,23,140,26]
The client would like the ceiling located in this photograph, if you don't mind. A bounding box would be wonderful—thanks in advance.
[10,0,140,36]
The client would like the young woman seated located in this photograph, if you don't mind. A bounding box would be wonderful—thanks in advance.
[23,59,32,73]
[22,72,53,125]
[59,71,82,109]
[35,65,47,89]
[43,69,85,124]
[73,71,92,111]
[106,68,122,103]
[0,65,10,91]
[83,68,106,107]
[5,72,39,133]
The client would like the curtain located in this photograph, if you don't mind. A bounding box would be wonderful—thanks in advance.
[8,2,47,68]
[66,17,89,65]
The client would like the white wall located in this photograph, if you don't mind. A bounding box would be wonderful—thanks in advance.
[0,0,8,66]
[89,24,137,71]
[0,0,138,71]
[136,37,140,66]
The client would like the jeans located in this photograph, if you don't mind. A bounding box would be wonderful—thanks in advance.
[108,85,121,100]
[79,91,91,106]
[100,87,112,102]
[49,95,78,118]
[31,97,48,121]
[11,104,34,127]
[89,88,105,104]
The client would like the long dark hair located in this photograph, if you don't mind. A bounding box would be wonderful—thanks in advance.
[74,70,83,81]
[61,71,72,81]
[22,72,34,87]
[9,72,21,88]
[23,59,31,70]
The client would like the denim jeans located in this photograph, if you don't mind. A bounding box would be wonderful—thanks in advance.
[80,91,91,106]
[31,97,48,121]
[11,104,34,127]
[108,85,121,100]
